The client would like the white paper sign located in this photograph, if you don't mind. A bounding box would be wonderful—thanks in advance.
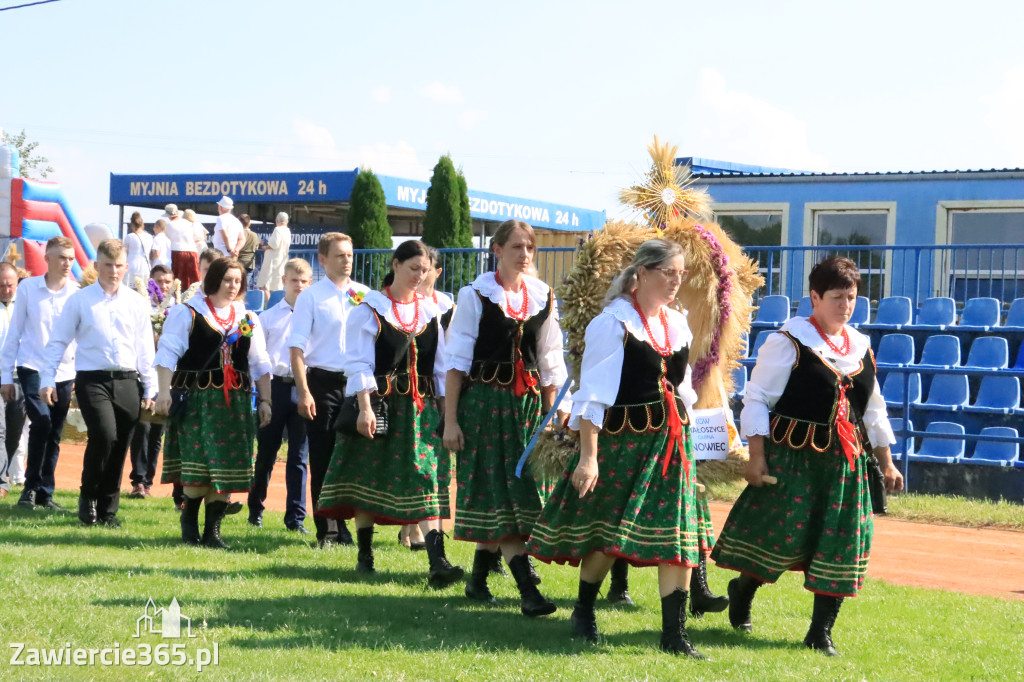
[690,408,731,460]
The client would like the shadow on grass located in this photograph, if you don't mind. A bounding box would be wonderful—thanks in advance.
[71,562,430,587]
[2,526,306,553]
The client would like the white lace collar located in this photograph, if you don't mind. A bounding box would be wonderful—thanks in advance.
[362,289,440,322]
[604,297,691,350]
[471,271,550,310]
[782,316,871,359]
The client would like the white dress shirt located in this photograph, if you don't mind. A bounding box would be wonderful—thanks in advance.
[40,282,157,398]
[445,272,568,388]
[1,275,77,384]
[288,277,370,372]
[433,290,454,317]
[741,316,895,447]
[212,213,243,254]
[569,297,697,430]
[0,299,14,354]
[151,232,172,269]
[342,290,447,397]
[155,297,272,381]
[259,298,297,378]
[167,217,196,253]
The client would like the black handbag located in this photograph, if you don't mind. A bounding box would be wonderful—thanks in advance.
[167,388,190,420]
[856,416,888,515]
[334,393,389,438]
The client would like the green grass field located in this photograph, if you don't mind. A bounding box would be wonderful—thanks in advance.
[1,492,1021,682]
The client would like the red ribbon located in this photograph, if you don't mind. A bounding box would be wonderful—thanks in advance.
[510,327,537,398]
[662,378,690,484]
[408,338,425,413]
[835,383,859,472]
[221,345,240,407]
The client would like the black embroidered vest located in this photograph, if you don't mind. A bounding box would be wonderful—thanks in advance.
[171,308,252,391]
[602,329,690,434]
[469,288,552,388]
[769,331,875,452]
[370,309,439,398]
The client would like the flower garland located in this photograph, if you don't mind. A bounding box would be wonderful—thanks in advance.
[689,224,734,392]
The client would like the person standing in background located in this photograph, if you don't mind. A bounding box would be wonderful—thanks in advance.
[212,197,244,259]
[150,219,173,271]
[237,214,261,277]
[0,262,25,499]
[125,212,153,290]
[256,212,292,304]
[164,204,201,289]
[183,208,208,256]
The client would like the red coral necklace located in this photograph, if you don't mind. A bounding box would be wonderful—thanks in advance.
[386,287,420,333]
[494,271,529,320]
[631,292,672,356]
[808,315,851,356]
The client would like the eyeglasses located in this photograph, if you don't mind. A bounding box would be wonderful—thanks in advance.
[652,267,687,280]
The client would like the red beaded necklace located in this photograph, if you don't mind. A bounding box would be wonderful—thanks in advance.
[631,292,672,356]
[808,315,851,356]
[386,287,420,333]
[205,297,236,331]
[494,271,529,320]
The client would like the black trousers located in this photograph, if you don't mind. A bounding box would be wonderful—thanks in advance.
[0,380,26,490]
[305,368,345,540]
[75,371,142,518]
[129,421,164,488]
[18,368,73,503]
[248,376,309,528]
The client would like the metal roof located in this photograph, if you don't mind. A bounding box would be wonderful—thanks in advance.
[677,156,1024,180]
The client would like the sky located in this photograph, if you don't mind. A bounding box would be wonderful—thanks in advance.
[3,0,1024,228]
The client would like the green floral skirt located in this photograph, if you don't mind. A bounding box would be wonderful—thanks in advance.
[316,394,450,525]
[696,491,716,554]
[710,438,873,597]
[528,427,699,568]
[454,381,545,543]
[161,388,257,494]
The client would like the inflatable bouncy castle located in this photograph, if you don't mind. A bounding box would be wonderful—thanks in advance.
[0,144,95,277]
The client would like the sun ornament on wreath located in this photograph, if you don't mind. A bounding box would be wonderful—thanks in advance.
[619,135,711,228]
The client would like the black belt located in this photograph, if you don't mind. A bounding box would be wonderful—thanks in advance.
[78,370,139,381]
[307,367,345,381]
[272,375,295,385]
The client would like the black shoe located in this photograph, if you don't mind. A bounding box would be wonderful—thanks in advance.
[690,553,729,618]
[355,526,375,574]
[98,514,121,528]
[607,559,635,607]
[508,554,556,617]
[465,549,496,604]
[16,489,36,508]
[526,555,542,585]
[336,520,354,546]
[424,530,464,589]
[287,524,310,534]
[201,500,230,549]
[659,590,705,659]
[486,549,507,576]
[78,496,98,526]
[804,594,843,656]
[570,606,599,643]
[37,498,64,510]
[181,497,202,545]
[727,575,763,633]
[248,512,263,528]
[224,501,243,515]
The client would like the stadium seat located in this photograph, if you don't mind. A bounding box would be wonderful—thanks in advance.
[916,335,960,368]
[741,332,773,367]
[796,296,812,317]
[751,295,790,329]
[849,296,870,326]
[967,427,1019,466]
[1004,298,1024,330]
[917,374,970,411]
[963,376,1021,415]
[882,372,921,408]
[267,289,286,308]
[739,332,749,357]
[244,289,265,311]
[876,334,915,367]
[912,297,956,329]
[865,296,912,329]
[964,336,1009,369]
[908,421,965,463]
[958,297,1001,331]
[888,417,913,460]
[1015,340,1024,370]
[730,366,747,398]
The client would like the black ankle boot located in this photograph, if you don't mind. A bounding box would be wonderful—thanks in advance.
[180,497,202,545]
[336,520,354,546]
[526,555,542,585]
[466,549,496,604]
[570,579,602,642]
[606,558,635,607]
[487,549,507,577]
[659,589,705,659]
[355,526,375,573]
[728,574,764,632]
[78,496,97,526]
[201,500,229,549]
[508,554,556,617]
[804,594,843,656]
[425,530,464,588]
[690,553,729,617]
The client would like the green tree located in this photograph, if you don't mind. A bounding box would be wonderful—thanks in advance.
[1,129,54,179]
[424,155,475,292]
[347,168,392,288]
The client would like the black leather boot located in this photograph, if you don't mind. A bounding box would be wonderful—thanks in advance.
[425,530,464,588]
[336,520,354,546]
[804,594,843,656]
[570,579,602,642]
[606,558,635,606]
[355,526,375,574]
[728,574,764,632]
[201,500,229,549]
[526,555,542,585]
[690,553,729,617]
[180,497,202,545]
[659,589,705,659]
[486,549,507,577]
[466,549,496,604]
[508,554,556,617]
[78,496,97,526]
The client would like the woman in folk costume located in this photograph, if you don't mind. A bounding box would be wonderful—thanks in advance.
[443,219,567,617]
[154,257,273,548]
[528,239,706,658]
[711,256,903,656]
[315,240,464,588]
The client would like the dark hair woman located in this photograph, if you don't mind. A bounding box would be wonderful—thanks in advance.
[315,240,464,588]
[710,256,903,656]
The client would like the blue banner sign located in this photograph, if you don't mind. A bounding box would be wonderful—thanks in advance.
[110,171,358,204]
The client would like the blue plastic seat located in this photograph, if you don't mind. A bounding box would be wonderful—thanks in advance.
[796,296,812,318]
[244,289,265,311]
[882,372,921,408]
[964,336,1008,369]
[967,427,1019,466]
[913,297,956,329]
[751,295,790,328]
[916,335,960,368]
[266,289,286,309]
[918,374,970,411]
[963,376,1021,415]
[849,296,870,326]
[730,366,747,398]
[888,417,913,460]
[741,332,773,367]
[739,332,749,358]
[876,334,914,367]
[1005,298,1024,330]
[908,421,965,463]
[1016,340,1024,370]
[866,296,912,328]
[958,297,1001,331]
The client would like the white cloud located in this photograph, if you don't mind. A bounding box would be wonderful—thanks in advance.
[419,81,464,105]
[370,85,392,103]
[694,68,829,171]
[457,109,486,130]
[983,64,1024,159]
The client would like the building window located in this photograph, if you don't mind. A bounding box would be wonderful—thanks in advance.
[813,210,889,300]
[947,209,1024,302]
[717,212,784,294]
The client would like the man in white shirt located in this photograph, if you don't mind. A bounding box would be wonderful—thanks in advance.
[0,262,25,499]
[164,204,201,289]
[256,212,292,297]
[289,232,368,546]
[150,219,173,271]
[248,258,313,532]
[40,239,157,527]
[212,196,244,258]
[0,236,78,510]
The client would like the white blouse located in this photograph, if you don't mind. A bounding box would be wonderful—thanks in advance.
[155,297,272,381]
[343,290,447,397]
[444,272,568,388]
[741,316,895,447]
[569,298,698,430]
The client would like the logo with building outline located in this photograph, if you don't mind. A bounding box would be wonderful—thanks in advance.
[134,598,196,639]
